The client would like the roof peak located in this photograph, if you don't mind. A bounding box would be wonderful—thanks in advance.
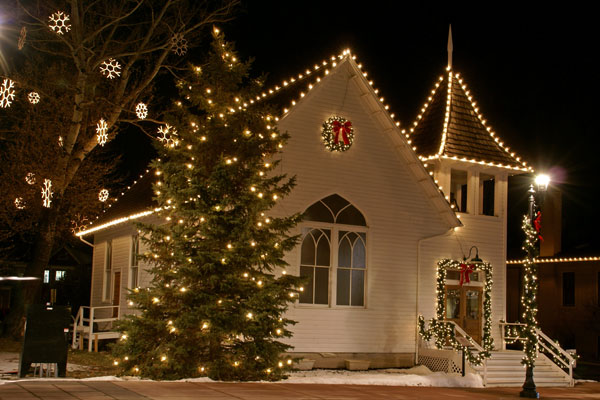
[406,69,531,172]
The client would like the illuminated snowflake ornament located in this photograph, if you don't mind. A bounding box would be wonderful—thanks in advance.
[48,11,71,35]
[100,58,121,79]
[70,215,89,234]
[18,26,27,50]
[0,79,16,108]
[25,173,36,185]
[96,118,108,146]
[14,198,25,210]
[136,102,148,119]
[157,124,179,148]
[42,179,53,208]
[98,189,109,202]
[170,33,188,56]
[28,92,40,104]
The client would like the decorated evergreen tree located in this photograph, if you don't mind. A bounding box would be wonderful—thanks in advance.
[112,29,303,381]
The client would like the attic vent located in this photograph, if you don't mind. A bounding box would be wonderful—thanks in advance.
[304,194,366,226]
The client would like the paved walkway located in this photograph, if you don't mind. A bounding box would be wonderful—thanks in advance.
[1,381,599,400]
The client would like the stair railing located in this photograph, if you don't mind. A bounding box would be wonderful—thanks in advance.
[71,305,121,351]
[500,322,574,386]
[418,317,488,385]
[447,321,487,385]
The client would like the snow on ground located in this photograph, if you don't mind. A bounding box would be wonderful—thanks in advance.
[173,365,483,388]
[1,351,483,387]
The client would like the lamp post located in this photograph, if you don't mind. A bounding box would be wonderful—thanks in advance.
[520,174,549,399]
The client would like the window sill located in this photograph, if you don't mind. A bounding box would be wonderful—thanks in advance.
[295,303,368,310]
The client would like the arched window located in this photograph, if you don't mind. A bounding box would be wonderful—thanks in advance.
[299,194,367,307]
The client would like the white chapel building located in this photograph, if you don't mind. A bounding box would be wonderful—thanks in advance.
[75,42,575,386]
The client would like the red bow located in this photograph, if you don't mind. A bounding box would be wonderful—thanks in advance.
[534,211,543,242]
[332,120,352,145]
[459,263,475,286]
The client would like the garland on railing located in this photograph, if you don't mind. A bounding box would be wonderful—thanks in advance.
[500,322,578,370]
[418,258,494,365]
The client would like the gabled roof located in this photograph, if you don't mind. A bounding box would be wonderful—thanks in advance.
[77,50,461,236]
[407,68,531,171]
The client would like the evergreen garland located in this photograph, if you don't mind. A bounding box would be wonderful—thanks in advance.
[520,214,539,367]
[418,258,494,365]
[111,29,303,381]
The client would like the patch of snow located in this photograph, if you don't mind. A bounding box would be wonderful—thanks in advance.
[284,369,483,387]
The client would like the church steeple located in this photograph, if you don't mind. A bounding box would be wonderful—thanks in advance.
[447,25,453,70]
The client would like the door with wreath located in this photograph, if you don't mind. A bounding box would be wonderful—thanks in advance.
[444,284,483,344]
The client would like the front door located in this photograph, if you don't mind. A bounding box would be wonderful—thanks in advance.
[113,272,120,318]
[444,285,483,344]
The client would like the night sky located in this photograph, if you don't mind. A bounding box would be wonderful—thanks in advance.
[221,3,600,256]
[115,3,598,256]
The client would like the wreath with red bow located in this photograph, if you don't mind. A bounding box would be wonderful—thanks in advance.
[322,116,354,152]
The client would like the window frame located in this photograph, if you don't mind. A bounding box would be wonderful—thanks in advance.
[296,220,368,309]
[102,240,113,302]
[129,234,140,289]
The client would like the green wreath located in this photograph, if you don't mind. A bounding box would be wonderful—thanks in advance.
[322,116,354,152]
[418,258,494,365]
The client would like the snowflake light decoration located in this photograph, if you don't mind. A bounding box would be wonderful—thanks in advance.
[42,179,53,208]
[18,26,27,50]
[28,92,40,104]
[96,118,108,146]
[25,172,36,185]
[0,79,16,108]
[99,58,121,79]
[98,189,109,202]
[48,11,71,35]
[70,216,89,234]
[170,33,188,56]
[14,198,25,210]
[136,102,148,119]
[157,124,179,148]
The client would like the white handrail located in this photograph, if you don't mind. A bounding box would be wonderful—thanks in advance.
[499,322,574,386]
[446,321,485,352]
[71,305,121,351]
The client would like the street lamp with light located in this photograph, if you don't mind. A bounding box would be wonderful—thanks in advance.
[520,173,550,399]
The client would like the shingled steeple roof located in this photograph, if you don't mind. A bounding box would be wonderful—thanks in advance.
[407,68,530,171]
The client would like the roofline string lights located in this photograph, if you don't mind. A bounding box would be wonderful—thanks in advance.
[223,49,402,130]
[507,256,600,264]
[405,68,531,172]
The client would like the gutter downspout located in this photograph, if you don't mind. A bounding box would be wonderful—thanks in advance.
[415,226,456,365]
[79,235,93,247]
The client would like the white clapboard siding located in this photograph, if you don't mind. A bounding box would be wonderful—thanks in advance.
[272,60,456,353]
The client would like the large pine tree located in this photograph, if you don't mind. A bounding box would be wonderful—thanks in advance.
[111,29,303,381]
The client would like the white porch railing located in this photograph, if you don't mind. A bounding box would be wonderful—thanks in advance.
[418,319,488,385]
[72,306,121,352]
[500,322,575,386]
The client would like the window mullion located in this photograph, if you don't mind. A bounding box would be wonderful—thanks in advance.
[331,228,337,307]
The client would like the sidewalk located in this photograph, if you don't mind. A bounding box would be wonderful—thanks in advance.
[1,381,599,400]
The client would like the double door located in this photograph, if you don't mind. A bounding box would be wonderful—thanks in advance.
[444,285,483,344]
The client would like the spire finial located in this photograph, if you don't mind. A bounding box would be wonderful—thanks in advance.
[447,24,453,69]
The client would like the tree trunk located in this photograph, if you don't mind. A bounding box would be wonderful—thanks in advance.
[3,206,60,338]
